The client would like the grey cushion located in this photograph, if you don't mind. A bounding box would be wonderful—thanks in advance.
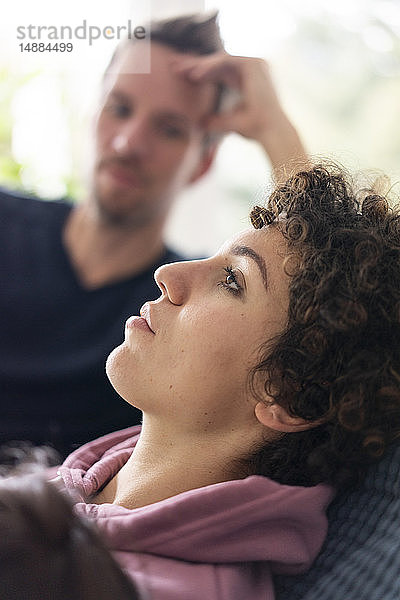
[275,443,400,600]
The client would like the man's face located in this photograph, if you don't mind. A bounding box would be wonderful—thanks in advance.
[91,41,217,227]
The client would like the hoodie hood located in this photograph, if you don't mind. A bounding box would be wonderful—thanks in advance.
[58,426,333,575]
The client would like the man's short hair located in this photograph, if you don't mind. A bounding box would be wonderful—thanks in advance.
[149,12,224,55]
[105,12,224,77]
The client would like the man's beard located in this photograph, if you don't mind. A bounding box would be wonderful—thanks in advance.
[91,157,159,230]
[93,186,157,231]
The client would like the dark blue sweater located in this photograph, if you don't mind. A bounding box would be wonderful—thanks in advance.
[0,187,183,456]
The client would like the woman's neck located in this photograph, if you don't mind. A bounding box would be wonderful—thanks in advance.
[95,420,252,509]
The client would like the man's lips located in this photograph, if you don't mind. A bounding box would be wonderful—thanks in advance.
[101,163,146,187]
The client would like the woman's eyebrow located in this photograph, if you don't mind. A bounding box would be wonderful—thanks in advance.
[231,245,268,291]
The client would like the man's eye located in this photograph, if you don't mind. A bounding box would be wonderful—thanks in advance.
[157,123,187,139]
[218,266,243,296]
[107,103,131,118]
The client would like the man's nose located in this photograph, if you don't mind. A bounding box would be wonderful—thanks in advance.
[111,117,152,158]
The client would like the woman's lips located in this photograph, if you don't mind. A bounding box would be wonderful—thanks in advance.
[140,302,155,333]
[126,316,154,334]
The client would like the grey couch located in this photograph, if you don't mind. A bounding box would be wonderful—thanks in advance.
[275,443,400,600]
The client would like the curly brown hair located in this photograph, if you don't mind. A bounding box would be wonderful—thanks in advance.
[249,164,400,489]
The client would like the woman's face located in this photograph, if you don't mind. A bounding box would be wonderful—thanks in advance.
[106,225,290,435]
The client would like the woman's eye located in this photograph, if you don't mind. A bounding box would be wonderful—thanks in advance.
[218,266,243,296]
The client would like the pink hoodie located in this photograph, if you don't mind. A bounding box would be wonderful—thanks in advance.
[58,426,334,600]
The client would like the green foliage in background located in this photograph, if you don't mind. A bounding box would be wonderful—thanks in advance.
[0,69,27,187]
[0,2,399,202]
[0,67,85,199]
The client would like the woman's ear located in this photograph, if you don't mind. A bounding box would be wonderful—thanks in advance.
[255,401,321,433]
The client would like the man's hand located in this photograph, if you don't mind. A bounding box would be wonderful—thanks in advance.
[173,53,309,181]
[174,53,283,140]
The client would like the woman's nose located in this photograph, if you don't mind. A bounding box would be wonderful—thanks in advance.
[154,262,189,306]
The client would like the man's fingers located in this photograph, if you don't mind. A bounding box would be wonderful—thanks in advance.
[204,110,245,134]
[171,55,240,88]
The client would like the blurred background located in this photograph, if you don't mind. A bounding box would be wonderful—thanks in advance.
[0,0,399,255]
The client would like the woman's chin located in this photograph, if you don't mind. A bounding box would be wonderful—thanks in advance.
[105,344,145,411]
[105,344,132,395]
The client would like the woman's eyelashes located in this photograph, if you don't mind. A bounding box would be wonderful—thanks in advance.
[218,266,244,297]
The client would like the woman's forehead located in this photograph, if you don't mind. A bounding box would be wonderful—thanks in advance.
[218,226,286,257]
